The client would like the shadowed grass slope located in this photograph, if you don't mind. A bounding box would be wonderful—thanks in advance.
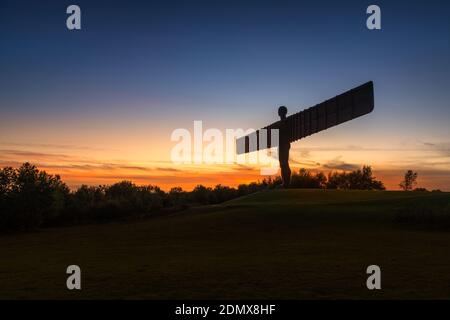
[1,189,450,299]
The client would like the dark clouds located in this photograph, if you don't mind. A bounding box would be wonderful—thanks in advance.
[322,156,360,171]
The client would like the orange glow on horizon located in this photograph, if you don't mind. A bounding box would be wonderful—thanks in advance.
[1,133,450,192]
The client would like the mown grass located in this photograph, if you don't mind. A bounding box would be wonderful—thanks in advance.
[1,189,450,299]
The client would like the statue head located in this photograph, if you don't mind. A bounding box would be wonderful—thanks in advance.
[278,106,287,120]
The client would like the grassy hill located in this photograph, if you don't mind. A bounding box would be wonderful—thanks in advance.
[1,189,450,299]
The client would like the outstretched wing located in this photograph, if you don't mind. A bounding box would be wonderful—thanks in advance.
[236,81,374,154]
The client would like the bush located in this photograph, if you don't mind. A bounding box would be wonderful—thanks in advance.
[290,169,326,188]
[0,163,70,231]
[326,166,385,190]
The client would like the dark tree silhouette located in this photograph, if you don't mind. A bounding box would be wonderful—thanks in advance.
[290,168,326,189]
[0,163,69,230]
[325,166,385,190]
[1,163,387,233]
[400,170,418,191]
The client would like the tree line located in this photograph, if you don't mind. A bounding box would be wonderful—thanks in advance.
[0,162,391,232]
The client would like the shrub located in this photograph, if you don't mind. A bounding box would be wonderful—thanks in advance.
[0,163,70,230]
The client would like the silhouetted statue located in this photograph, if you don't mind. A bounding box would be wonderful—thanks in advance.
[236,81,375,188]
[278,106,291,187]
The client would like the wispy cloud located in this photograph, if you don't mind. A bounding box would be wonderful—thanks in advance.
[291,141,450,154]
[0,141,115,152]
[232,164,257,172]
[289,157,320,167]
[321,156,360,171]
[0,149,72,160]
[155,167,181,172]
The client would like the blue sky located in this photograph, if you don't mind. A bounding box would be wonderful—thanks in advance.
[1,0,450,190]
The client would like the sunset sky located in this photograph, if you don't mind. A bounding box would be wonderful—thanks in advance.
[1,0,450,190]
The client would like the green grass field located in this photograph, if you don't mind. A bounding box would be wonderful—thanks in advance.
[1,189,450,299]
